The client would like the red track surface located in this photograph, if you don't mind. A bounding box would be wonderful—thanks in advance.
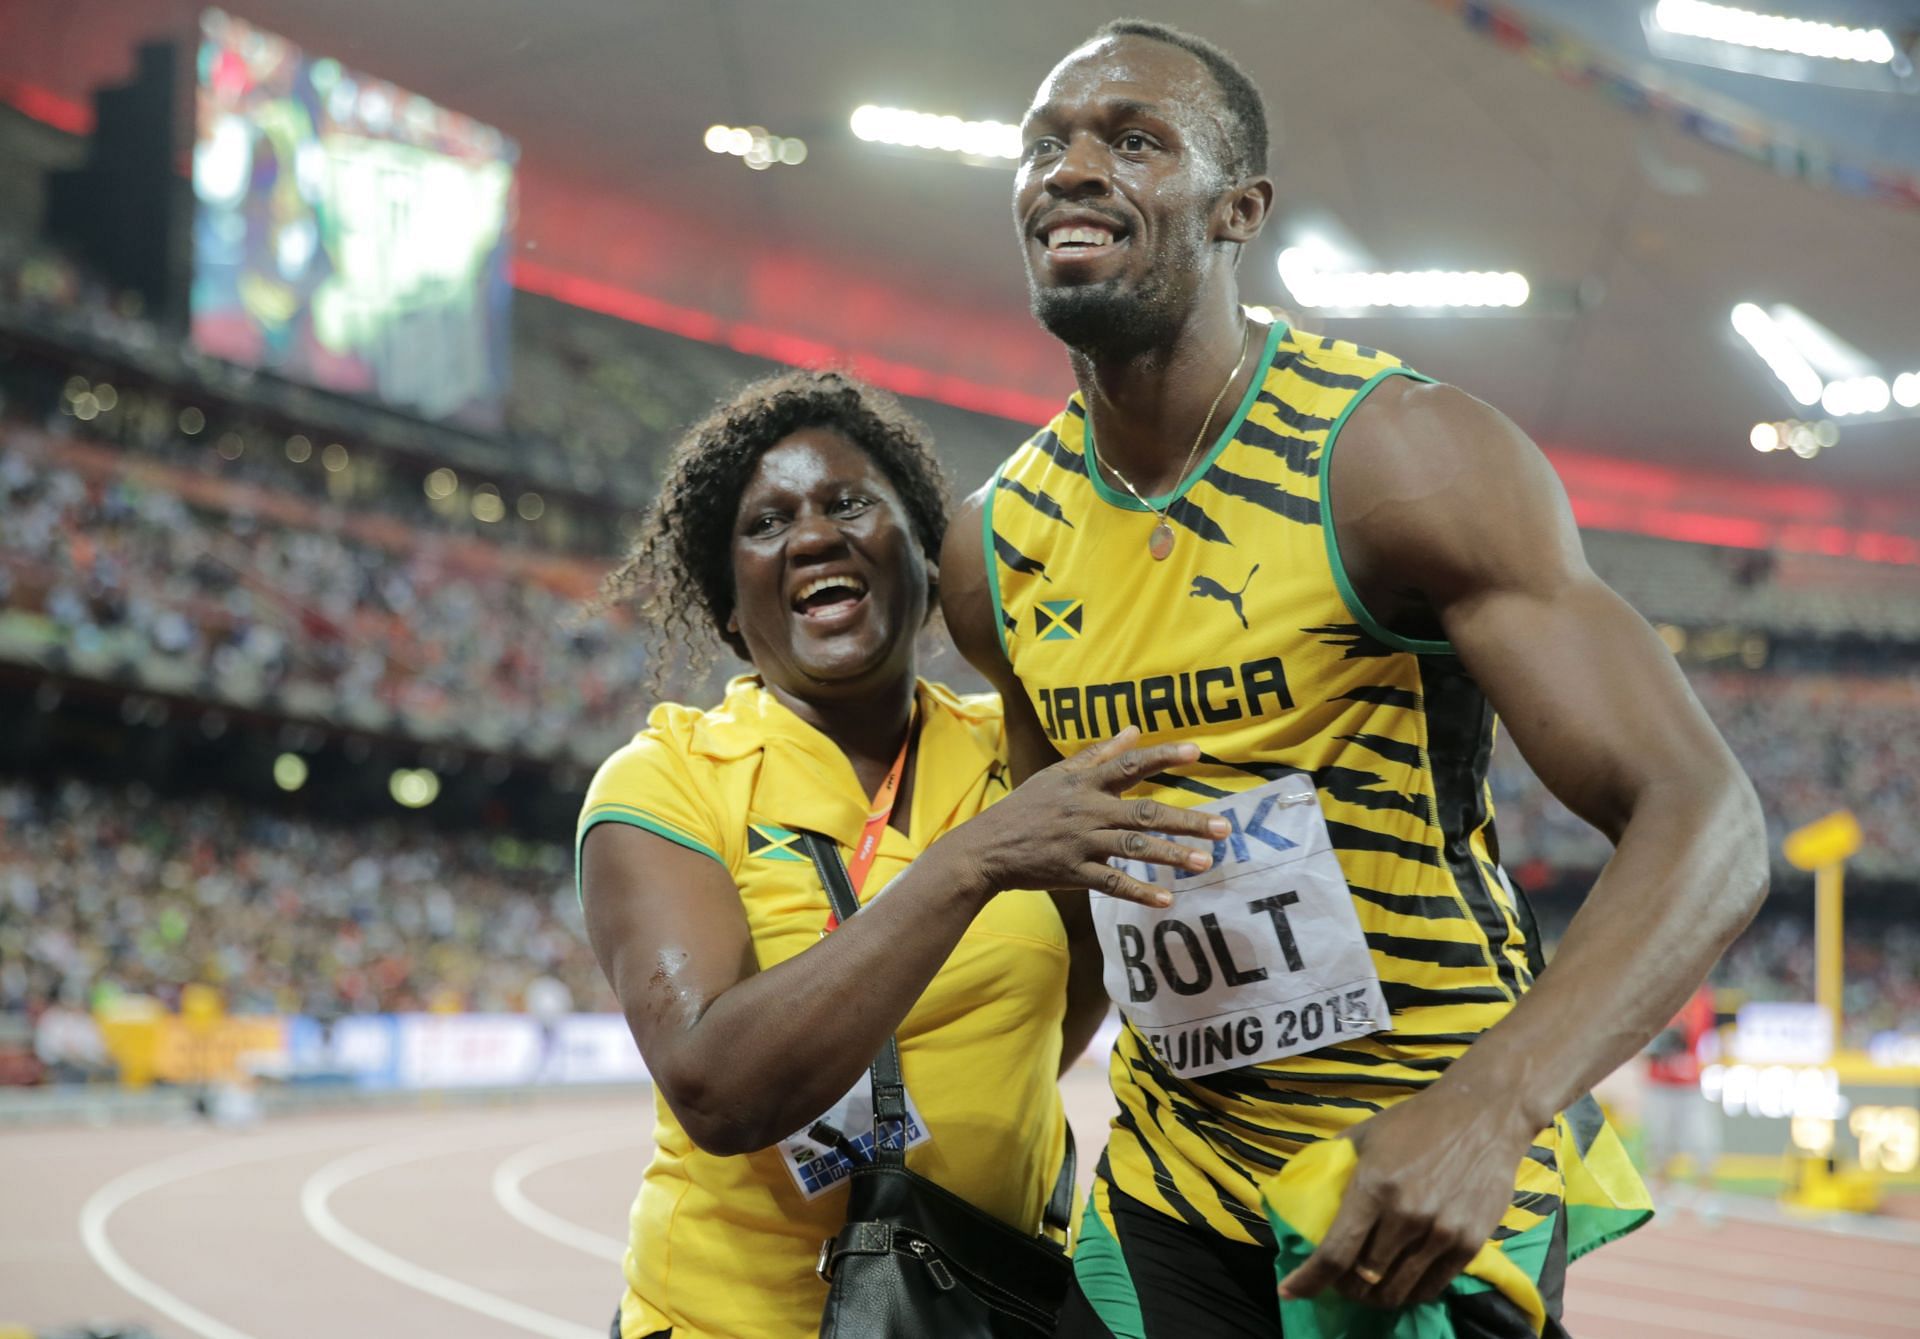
[4,1075,1916,1338]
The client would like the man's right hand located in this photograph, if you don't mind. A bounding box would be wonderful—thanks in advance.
[948,727,1228,907]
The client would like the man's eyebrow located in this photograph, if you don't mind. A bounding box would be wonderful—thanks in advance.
[1022,97,1173,131]
[1021,103,1059,131]
[1107,98,1171,123]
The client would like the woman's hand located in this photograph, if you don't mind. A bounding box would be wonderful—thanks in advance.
[951,728,1228,907]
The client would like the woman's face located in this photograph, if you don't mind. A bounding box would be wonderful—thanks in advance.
[727,427,930,700]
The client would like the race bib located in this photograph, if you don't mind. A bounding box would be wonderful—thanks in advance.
[776,1076,931,1199]
[1094,775,1390,1079]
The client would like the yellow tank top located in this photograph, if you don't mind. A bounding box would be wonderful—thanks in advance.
[579,677,1068,1339]
[985,319,1624,1250]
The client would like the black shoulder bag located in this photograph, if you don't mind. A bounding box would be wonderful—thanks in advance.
[801,833,1078,1338]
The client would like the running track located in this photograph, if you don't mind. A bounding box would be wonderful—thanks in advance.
[5,1073,1915,1338]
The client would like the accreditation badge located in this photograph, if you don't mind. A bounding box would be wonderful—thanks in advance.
[1093,775,1390,1079]
[776,1076,932,1200]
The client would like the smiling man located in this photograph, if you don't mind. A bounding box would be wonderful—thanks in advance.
[941,19,1767,1338]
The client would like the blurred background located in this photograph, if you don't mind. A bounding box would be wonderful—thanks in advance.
[0,2,1916,1336]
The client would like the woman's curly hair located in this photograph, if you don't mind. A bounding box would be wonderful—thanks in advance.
[604,369,951,691]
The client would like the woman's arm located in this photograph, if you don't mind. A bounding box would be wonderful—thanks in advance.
[583,731,1225,1155]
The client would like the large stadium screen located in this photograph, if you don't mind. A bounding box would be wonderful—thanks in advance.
[189,9,517,429]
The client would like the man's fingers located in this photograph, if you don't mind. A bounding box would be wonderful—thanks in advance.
[1083,862,1173,909]
[1405,1242,1479,1307]
[1334,1219,1422,1305]
[1361,1232,1449,1310]
[1278,1195,1375,1300]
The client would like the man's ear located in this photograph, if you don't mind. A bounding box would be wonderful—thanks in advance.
[1216,176,1274,247]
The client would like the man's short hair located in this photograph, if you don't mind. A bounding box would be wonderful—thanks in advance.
[1096,18,1269,183]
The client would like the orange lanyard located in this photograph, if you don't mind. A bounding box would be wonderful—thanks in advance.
[824,713,914,933]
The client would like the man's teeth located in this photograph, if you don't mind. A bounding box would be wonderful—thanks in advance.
[1048,225,1115,250]
[795,575,867,603]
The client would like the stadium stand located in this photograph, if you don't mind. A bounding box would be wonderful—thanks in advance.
[0,18,1914,1339]
[1493,670,1920,881]
[1,141,1915,1093]
[0,776,605,1032]
[3,768,1910,1067]
[5,425,1917,870]
[0,429,641,762]
[1584,529,1920,645]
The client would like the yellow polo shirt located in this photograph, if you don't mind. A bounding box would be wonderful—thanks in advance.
[579,676,1070,1339]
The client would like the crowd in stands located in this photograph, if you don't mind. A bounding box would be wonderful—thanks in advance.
[0,776,609,1028]
[0,232,157,352]
[1583,530,1920,645]
[1,227,796,525]
[1713,913,1920,1048]
[4,771,1912,1068]
[1492,670,1920,882]
[9,419,1917,870]
[5,215,1919,1086]
[0,316,623,558]
[0,430,652,763]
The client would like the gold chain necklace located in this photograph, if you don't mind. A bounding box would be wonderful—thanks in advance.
[1097,322,1254,561]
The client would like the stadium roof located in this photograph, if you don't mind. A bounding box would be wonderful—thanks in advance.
[3,0,1918,495]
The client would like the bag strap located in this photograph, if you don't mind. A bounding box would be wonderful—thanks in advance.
[800,831,1080,1227]
[1043,1125,1077,1237]
[802,832,909,1166]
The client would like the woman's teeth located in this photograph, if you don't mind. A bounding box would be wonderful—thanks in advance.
[793,574,868,610]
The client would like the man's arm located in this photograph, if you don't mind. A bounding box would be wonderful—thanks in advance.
[1282,379,1767,1307]
[944,485,1108,1073]
[944,486,1065,782]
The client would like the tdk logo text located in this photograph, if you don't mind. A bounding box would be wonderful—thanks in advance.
[1113,791,1303,889]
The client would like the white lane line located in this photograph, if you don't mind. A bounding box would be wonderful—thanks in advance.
[79,1133,340,1339]
[491,1128,637,1263]
[300,1131,605,1339]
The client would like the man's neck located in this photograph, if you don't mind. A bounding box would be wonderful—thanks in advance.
[1073,292,1254,497]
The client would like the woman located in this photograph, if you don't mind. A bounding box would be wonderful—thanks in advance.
[581,370,1222,1339]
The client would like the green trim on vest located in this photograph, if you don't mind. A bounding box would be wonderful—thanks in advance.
[1320,367,1453,657]
[983,462,1011,661]
[1084,318,1288,513]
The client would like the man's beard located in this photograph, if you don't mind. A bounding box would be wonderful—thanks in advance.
[1029,276,1184,359]
[1025,226,1206,359]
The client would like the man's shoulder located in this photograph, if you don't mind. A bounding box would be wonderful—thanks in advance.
[1327,368,1569,600]
[1337,374,1508,465]
[1285,326,1414,378]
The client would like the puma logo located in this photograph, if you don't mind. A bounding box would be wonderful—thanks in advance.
[1189,564,1260,629]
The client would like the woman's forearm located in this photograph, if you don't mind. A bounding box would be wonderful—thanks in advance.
[654,837,991,1154]
[633,729,1220,1155]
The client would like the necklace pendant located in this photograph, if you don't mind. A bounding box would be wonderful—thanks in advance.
[1148,521,1175,561]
